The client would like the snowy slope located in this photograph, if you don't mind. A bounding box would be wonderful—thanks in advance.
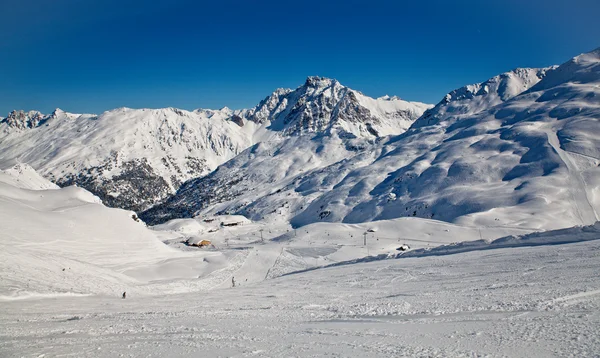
[2,223,600,357]
[2,165,599,356]
[0,79,429,212]
[140,131,375,224]
[0,167,256,299]
[143,49,600,231]
[413,66,555,128]
[0,163,59,190]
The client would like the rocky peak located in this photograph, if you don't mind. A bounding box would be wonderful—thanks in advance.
[243,76,428,137]
[230,114,244,127]
[303,76,337,89]
[2,110,47,130]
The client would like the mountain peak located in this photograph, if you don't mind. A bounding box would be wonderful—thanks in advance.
[573,47,600,64]
[529,47,600,92]
[413,67,553,128]
[304,76,338,88]
[378,95,402,101]
[50,108,65,118]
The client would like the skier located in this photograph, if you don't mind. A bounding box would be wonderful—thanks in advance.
[122,291,127,299]
[231,276,236,288]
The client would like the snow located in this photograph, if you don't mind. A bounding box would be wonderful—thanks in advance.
[0,163,59,190]
[0,166,536,299]
[1,211,599,356]
[0,106,251,189]
[0,170,247,299]
[1,153,600,357]
[413,67,555,129]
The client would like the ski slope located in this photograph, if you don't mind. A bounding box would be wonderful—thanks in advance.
[0,164,531,299]
[1,224,599,357]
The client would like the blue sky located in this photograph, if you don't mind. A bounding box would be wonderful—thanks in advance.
[1,0,598,115]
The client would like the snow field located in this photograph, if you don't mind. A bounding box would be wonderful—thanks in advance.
[1,232,599,357]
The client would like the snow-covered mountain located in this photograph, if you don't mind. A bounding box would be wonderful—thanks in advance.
[0,79,429,212]
[244,76,431,137]
[142,49,600,231]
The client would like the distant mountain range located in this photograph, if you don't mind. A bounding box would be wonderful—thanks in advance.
[2,49,599,232]
[0,77,429,212]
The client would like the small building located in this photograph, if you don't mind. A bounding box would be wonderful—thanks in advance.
[221,222,242,227]
[187,239,212,248]
[197,240,212,247]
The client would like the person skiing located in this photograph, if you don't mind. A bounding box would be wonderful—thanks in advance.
[122,291,127,299]
[231,276,236,288]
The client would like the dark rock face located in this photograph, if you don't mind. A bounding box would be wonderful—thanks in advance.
[139,167,245,225]
[230,114,245,127]
[55,158,172,213]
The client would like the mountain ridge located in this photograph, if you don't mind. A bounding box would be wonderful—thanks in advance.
[0,77,430,211]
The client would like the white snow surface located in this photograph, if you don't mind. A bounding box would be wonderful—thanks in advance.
[2,204,600,356]
[0,163,59,190]
[0,107,252,203]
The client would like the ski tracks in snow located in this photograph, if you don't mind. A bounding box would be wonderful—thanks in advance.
[543,122,599,223]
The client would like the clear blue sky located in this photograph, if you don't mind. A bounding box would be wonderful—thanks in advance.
[1,0,598,115]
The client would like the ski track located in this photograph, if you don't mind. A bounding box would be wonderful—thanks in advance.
[544,122,599,224]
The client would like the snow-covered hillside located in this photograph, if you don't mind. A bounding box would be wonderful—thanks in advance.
[0,166,253,299]
[142,49,600,231]
[0,163,59,190]
[321,48,599,230]
[0,164,536,298]
[0,79,429,212]
[413,66,555,128]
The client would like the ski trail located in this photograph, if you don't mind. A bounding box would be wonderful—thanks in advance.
[552,289,600,304]
[543,124,598,224]
[264,247,285,280]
